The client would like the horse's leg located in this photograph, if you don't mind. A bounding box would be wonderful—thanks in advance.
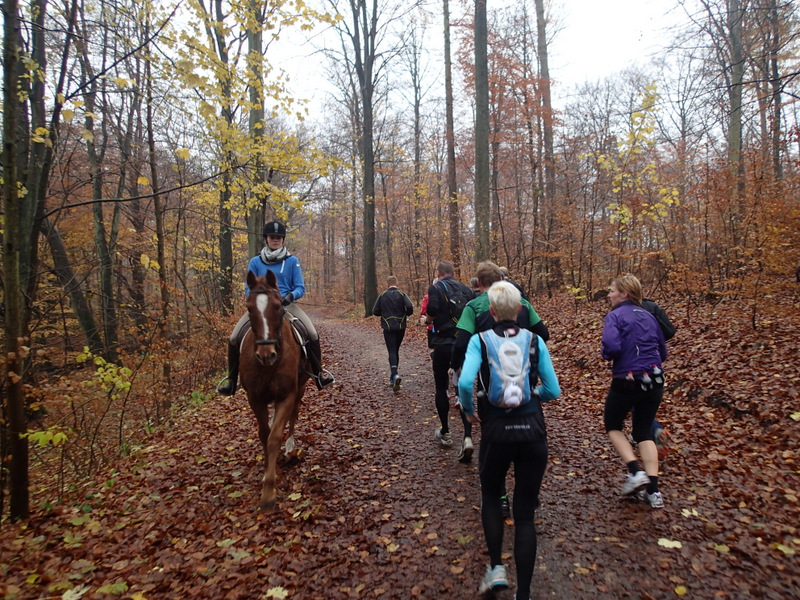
[260,395,295,510]
[284,396,301,457]
[250,400,272,507]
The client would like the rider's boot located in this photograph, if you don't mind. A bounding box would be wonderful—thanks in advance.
[307,338,335,390]
[217,343,240,396]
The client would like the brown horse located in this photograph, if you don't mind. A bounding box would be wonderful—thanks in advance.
[239,269,311,509]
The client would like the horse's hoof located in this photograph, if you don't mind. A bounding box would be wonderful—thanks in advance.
[282,455,299,468]
[259,497,277,510]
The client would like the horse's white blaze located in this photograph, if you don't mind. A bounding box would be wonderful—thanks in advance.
[255,293,270,339]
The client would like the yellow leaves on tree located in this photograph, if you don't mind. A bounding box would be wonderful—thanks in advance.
[76,347,132,401]
[592,83,680,234]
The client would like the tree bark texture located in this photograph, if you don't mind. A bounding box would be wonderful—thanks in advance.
[443,0,461,275]
[474,0,490,262]
[349,0,379,315]
[2,0,30,520]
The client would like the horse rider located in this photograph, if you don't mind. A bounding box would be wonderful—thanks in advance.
[217,221,335,395]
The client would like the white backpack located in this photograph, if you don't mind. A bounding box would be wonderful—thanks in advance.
[479,329,534,409]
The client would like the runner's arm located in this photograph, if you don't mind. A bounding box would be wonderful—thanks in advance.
[522,302,550,342]
[451,305,477,370]
[534,337,560,402]
[372,293,382,317]
[458,334,482,416]
[530,319,549,343]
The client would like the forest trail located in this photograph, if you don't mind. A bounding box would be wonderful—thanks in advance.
[2,306,798,599]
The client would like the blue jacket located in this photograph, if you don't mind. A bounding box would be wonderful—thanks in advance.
[244,254,305,300]
[602,301,667,378]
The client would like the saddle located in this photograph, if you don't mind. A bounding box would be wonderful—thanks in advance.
[284,312,310,350]
[238,313,310,354]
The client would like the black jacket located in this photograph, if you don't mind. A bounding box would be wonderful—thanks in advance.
[372,287,414,331]
[642,299,676,340]
[425,276,472,344]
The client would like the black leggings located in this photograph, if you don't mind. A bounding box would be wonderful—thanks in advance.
[431,344,471,438]
[382,329,406,373]
[479,438,548,599]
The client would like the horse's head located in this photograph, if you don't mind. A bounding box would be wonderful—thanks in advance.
[245,270,285,366]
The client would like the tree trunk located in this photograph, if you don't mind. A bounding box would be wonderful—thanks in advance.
[200,0,237,314]
[2,0,30,520]
[443,0,460,274]
[535,0,554,205]
[490,138,501,259]
[145,21,171,392]
[768,0,782,179]
[247,0,267,256]
[347,0,379,315]
[218,177,235,313]
[474,0,490,261]
[535,0,560,289]
[42,219,104,354]
[115,77,149,335]
[2,0,78,518]
[362,88,377,314]
[411,47,421,281]
[76,27,118,361]
[727,0,745,197]
[381,171,394,273]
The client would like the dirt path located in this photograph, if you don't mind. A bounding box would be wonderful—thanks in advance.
[2,309,797,599]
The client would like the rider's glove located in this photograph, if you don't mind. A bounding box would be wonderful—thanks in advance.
[281,293,293,306]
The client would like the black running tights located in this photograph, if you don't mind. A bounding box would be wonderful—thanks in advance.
[479,438,548,598]
[432,344,471,437]
[382,329,406,375]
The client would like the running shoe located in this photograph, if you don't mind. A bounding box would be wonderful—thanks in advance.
[434,427,453,447]
[478,564,509,595]
[645,491,664,508]
[457,437,474,463]
[621,471,649,495]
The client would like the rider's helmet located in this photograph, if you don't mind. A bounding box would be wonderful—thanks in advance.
[263,221,286,238]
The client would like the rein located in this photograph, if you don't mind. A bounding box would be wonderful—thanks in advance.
[251,289,285,349]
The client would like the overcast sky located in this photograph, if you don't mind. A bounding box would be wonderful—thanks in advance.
[549,0,684,101]
[276,0,688,117]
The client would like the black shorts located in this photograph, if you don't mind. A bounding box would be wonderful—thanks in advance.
[604,379,663,442]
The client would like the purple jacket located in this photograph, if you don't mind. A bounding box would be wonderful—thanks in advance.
[602,301,667,378]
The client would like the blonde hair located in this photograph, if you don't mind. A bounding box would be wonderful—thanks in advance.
[488,281,521,321]
[387,276,398,287]
[611,274,643,306]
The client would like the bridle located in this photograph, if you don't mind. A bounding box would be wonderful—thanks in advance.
[250,289,285,350]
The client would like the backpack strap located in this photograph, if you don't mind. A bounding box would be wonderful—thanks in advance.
[433,279,457,332]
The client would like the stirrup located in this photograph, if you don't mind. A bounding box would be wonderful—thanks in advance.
[314,369,335,390]
[216,376,236,396]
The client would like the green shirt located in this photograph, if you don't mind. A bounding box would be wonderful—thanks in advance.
[455,292,542,335]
